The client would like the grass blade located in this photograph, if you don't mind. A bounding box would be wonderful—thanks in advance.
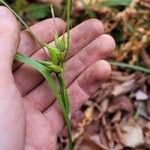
[56,74,69,115]
[15,53,49,74]
[65,0,72,56]
[101,0,132,7]
[109,61,150,74]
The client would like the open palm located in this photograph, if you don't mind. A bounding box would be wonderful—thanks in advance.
[0,7,115,150]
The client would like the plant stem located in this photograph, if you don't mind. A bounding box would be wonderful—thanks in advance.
[57,74,69,113]
[66,0,72,56]
[109,61,150,74]
[57,73,72,149]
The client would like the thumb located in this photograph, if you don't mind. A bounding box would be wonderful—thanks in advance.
[0,7,25,150]
[0,6,20,70]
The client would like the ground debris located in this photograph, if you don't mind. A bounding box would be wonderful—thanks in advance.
[121,123,144,148]
[58,71,150,149]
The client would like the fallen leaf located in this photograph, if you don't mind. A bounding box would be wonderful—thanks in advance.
[140,48,150,67]
[75,136,108,150]
[108,96,133,113]
[147,98,150,115]
[75,0,100,9]
[71,110,84,128]
[121,124,144,148]
[112,79,135,96]
[111,111,122,123]
[135,102,148,119]
[140,0,150,8]
[135,90,148,101]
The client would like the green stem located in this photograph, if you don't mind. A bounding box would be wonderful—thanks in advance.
[44,74,67,116]
[65,0,72,56]
[66,119,73,150]
[57,74,69,113]
[57,74,72,149]
[109,61,150,74]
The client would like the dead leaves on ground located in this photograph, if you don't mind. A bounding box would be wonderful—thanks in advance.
[72,0,150,64]
[140,0,150,8]
[58,72,150,149]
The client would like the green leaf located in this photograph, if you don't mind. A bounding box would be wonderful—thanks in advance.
[55,33,66,52]
[43,43,60,65]
[109,61,150,74]
[25,4,50,20]
[15,53,50,74]
[60,35,67,52]
[79,0,96,18]
[127,23,135,32]
[14,0,25,15]
[39,61,63,73]
[15,53,67,121]
[54,33,60,50]
[101,0,132,7]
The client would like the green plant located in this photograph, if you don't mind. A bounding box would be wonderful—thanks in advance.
[100,0,132,7]
[109,61,150,74]
[0,0,73,149]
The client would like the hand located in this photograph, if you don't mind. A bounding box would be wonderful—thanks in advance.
[0,7,115,150]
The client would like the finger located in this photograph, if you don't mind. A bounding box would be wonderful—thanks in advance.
[14,19,104,96]
[0,6,20,69]
[44,60,111,136]
[13,18,66,70]
[0,7,25,149]
[25,34,115,111]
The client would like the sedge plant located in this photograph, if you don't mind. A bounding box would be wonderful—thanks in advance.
[0,0,73,149]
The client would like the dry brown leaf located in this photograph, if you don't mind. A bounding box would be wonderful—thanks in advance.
[84,120,99,136]
[140,0,150,8]
[111,72,135,82]
[108,96,133,113]
[112,79,136,96]
[121,124,144,148]
[140,49,150,67]
[75,137,107,150]
[71,110,84,128]
[135,90,148,101]
[75,0,103,9]
[147,98,150,115]
[111,111,122,123]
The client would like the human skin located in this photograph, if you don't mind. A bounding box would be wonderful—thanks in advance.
[0,6,115,150]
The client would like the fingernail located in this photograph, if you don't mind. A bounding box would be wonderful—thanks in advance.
[0,7,9,18]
